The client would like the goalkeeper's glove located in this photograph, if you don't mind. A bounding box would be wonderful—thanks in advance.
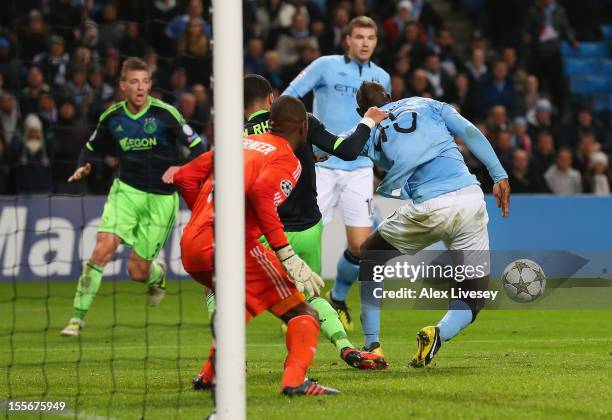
[275,245,325,296]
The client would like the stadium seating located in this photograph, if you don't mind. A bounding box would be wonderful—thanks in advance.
[563,30,612,110]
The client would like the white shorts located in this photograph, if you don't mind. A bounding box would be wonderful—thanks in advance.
[315,166,374,227]
[377,185,490,277]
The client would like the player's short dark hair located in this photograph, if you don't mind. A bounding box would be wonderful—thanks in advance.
[347,16,377,36]
[120,57,149,80]
[356,81,389,116]
[244,74,272,108]
[269,96,306,126]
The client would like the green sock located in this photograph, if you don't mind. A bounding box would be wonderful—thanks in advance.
[146,261,162,286]
[71,262,104,320]
[206,291,216,321]
[309,296,353,352]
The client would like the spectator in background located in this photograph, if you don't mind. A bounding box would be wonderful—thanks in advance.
[0,37,22,92]
[573,131,599,174]
[119,22,148,58]
[262,50,284,90]
[392,53,412,85]
[584,151,611,195]
[276,12,319,66]
[481,60,514,116]
[560,107,607,149]
[277,0,320,28]
[523,0,578,110]
[486,105,509,137]
[515,74,542,117]
[34,35,70,89]
[391,74,407,101]
[64,66,92,118]
[434,28,461,78]
[511,116,532,156]
[17,9,48,61]
[532,130,556,175]
[87,65,115,124]
[383,1,413,46]
[7,113,53,194]
[501,46,528,96]
[318,5,349,55]
[0,93,20,143]
[149,0,180,53]
[98,2,125,49]
[49,99,88,194]
[244,38,265,74]
[166,67,189,106]
[443,72,479,121]
[176,17,211,85]
[406,68,432,97]
[37,93,58,128]
[20,66,51,116]
[178,92,206,140]
[48,0,82,47]
[508,149,549,193]
[165,0,211,40]
[493,129,514,171]
[544,147,582,194]
[73,47,93,68]
[77,20,102,58]
[423,52,452,99]
[395,21,428,68]
[527,98,555,142]
[103,48,121,86]
[464,47,487,86]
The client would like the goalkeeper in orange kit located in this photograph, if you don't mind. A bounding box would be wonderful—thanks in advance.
[165,96,339,396]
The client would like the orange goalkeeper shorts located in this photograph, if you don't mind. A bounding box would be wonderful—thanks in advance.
[182,229,304,318]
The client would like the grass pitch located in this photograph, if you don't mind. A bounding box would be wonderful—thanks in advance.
[1,279,611,419]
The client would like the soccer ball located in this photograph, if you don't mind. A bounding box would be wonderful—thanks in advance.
[501,259,546,303]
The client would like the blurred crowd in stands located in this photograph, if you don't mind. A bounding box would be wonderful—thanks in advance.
[1,0,611,195]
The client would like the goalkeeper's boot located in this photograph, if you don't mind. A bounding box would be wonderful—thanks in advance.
[281,378,340,397]
[409,326,441,368]
[147,260,167,307]
[192,374,214,391]
[60,318,84,337]
[340,347,388,370]
[325,291,353,332]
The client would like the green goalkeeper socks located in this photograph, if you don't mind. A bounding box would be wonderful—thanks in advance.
[146,260,162,286]
[72,262,104,320]
[309,296,353,352]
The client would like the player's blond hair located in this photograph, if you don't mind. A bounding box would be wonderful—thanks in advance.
[120,57,150,80]
[347,16,378,36]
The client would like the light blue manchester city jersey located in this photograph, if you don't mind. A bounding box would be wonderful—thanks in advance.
[283,54,391,170]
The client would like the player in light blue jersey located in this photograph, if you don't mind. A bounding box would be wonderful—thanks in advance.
[355,81,511,367]
[283,17,391,358]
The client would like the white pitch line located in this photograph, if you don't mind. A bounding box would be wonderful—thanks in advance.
[1,336,612,354]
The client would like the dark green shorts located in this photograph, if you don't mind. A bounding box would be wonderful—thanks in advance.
[98,179,178,260]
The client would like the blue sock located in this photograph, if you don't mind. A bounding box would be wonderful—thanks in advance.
[437,299,473,342]
[360,279,381,348]
[331,249,360,301]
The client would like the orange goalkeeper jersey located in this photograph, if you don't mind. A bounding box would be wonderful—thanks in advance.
[173,133,302,261]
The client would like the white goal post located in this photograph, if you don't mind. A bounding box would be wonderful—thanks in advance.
[212,0,245,419]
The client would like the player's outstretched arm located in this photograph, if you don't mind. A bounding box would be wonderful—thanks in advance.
[441,103,510,216]
[170,151,213,209]
[309,108,387,161]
